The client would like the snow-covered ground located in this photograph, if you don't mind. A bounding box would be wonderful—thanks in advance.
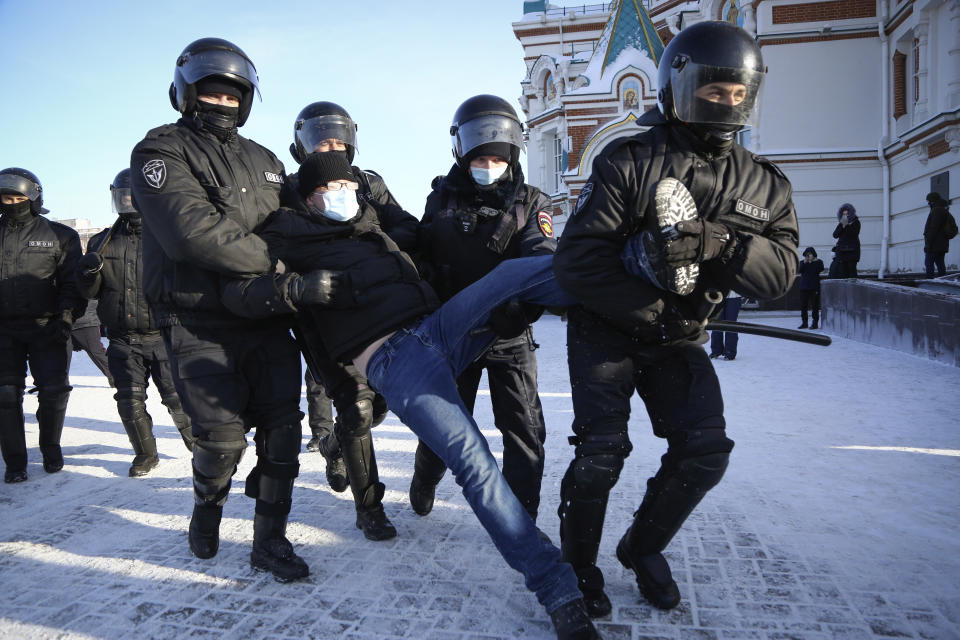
[1,312,958,639]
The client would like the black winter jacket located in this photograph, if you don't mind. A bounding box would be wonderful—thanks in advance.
[78,215,156,336]
[222,200,439,362]
[418,164,556,301]
[130,117,286,328]
[0,210,84,331]
[554,109,799,343]
[797,258,825,291]
[923,204,953,253]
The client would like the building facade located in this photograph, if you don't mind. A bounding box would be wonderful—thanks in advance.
[513,0,960,276]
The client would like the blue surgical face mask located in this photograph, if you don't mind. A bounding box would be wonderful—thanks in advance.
[309,188,360,221]
[470,165,507,186]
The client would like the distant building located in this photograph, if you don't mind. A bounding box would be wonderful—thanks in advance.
[513,0,960,276]
[54,218,107,252]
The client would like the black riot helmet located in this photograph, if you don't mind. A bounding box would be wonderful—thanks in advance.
[290,101,358,164]
[168,37,261,126]
[0,167,44,214]
[657,21,766,131]
[110,169,137,215]
[449,94,525,170]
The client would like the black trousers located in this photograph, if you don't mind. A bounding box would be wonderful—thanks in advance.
[304,369,334,435]
[70,325,113,383]
[107,332,178,400]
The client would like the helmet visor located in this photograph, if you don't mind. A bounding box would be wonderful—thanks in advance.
[452,114,524,160]
[295,114,358,155]
[111,187,136,215]
[671,62,764,127]
[177,48,261,99]
[0,174,40,201]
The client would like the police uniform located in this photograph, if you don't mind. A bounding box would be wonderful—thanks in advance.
[0,206,83,479]
[553,107,799,610]
[80,212,195,468]
[68,298,114,385]
[414,163,556,519]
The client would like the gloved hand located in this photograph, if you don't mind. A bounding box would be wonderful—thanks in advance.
[488,297,542,340]
[661,219,733,266]
[288,270,349,306]
[44,310,73,343]
[78,252,104,277]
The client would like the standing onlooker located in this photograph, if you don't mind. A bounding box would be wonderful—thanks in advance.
[831,203,860,278]
[709,291,742,360]
[797,247,824,329]
[0,168,84,483]
[69,298,115,387]
[923,192,956,278]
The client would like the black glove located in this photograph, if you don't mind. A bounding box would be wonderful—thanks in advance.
[44,310,73,344]
[488,297,541,340]
[661,219,732,266]
[78,252,104,277]
[289,270,348,306]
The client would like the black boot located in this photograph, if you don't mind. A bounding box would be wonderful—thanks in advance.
[305,428,323,452]
[549,599,600,640]
[189,502,223,559]
[37,386,70,473]
[0,385,28,481]
[616,537,680,610]
[409,440,446,516]
[341,424,396,540]
[250,512,309,582]
[162,395,194,452]
[317,432,348,492]
[811,311,819,330]
[119,398,159,477]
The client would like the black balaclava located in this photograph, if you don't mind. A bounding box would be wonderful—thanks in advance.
[0,198,34,223]
[194,77,243,142]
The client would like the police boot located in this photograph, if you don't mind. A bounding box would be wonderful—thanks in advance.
[409,440,446,516]
[549,599,601,640]
[316,432,348,492]
[341,427,396,541]
[162,395,194,452]
[0,385,28,482]
[37,385,70,473]
[190,441,244,559]
[798,309,808,329]
[558,455,619,618]
[617,451,730,610]
[118,398,159,477]
[305,427,324,452]
[245,423,309,582]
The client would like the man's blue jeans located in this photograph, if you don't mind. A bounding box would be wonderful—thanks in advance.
[365,255,581,613]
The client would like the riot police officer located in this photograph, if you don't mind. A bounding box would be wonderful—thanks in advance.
[130,38,307,581]
[0,168,84,483]
[554,22,799,615]
[286,100,420,540]
[77,169,195,477]
[410,95,555,521]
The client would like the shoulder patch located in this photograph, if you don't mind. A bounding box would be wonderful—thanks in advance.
[142,159,167,190]
[264,171,284,184]
[734,199,770,222]
[574,182,594,217]
[537,211,554,237]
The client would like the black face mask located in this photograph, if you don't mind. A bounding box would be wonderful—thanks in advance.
[685,122,739,155]
[0,199,33,222]
[195,101,239,142]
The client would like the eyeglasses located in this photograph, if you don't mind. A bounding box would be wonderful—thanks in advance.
[321,181,359,192]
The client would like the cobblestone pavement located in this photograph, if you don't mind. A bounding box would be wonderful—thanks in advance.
[1,314,958,639]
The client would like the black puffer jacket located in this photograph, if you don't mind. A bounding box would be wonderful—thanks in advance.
[554,109,799,343]
[222,200,439,362]
[923,204,953,253]
[130,117,286,328]
[0,209,84,330]
[832,203,861,262]
[418,163,556,301]
[78,215,156,335]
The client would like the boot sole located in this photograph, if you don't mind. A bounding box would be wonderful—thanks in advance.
[250,550,310,583]
[653,178,700,295]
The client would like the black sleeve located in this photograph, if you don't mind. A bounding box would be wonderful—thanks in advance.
[56,228,86,319]
[518,190,558,257]
[363,171,419,252]
[130,134,273,277]
[219,216,298,318]
[76,229,107,300]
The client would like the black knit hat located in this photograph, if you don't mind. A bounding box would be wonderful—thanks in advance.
[803,246,817,258]
[926,192,948,206]
[194,77,244,100]
[463,142,514,166]
[297,151,355,198]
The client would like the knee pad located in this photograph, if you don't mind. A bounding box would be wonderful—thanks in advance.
[36,384,71,404]
[160,394,183,413]
[567,454,625,497]
[193,440,245,480]
[116,398,149,423]
[0,385,23,408]
[569,425,632,459]
[666,427,734,460]
[371,393,388,428]
[335,399,373,438]
[114,386,147,402]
